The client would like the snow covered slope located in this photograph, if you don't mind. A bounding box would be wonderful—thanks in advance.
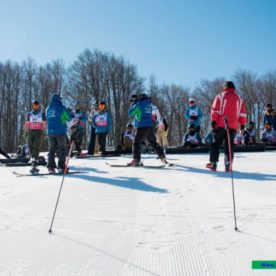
[0,152,276,276]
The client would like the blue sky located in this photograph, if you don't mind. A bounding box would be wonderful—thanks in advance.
[0,0,275,89]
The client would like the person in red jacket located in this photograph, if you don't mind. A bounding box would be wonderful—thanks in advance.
[206,81,247,172]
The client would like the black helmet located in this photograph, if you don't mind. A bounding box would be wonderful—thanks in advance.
[138,93,149,100]
[223,81,235,90]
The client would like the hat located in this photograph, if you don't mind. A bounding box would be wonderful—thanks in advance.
[223,81,235,90]
[32,100,40,109]
[51,94,62,102]
[189,98,196,104]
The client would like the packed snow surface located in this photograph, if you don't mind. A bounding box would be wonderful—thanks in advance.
[1,152,276,276]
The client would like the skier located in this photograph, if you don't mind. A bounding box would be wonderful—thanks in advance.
[92,101,112,155]
[46,94,70,173]
[260,123,276,143]
[25,100,46,173]
[184,98,203,132]
[69,102,87,156]
[183,124,202,148]
[127,93,167,166]
[206,81,247,172]
[87,102,99,155]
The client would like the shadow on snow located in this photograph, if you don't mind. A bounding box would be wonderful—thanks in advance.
[67,166,168,193]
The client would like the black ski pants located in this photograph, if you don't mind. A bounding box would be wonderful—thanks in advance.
[95,132,108,154]
[133,127,165,161]
[87,126,96,155]
[47,135,67,169]
[209,127,236,164]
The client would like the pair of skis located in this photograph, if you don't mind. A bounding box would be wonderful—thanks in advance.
[106,162,173,169]
[13,171,83,177]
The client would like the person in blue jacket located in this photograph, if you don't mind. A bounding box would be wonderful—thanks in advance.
[46,94,70,173]
[92,101,112,155]
[185,98,203,132]
[127,93,167,166]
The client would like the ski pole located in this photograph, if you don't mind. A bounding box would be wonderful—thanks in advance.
[224,117,238,231]
[48,141,75,233]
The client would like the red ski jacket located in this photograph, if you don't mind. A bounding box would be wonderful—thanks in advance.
[211,88,247,129]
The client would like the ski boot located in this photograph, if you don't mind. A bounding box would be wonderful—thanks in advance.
[58,167,69,174]
[30,166,39,174]
[48,167,56,174]
[206,162,217,171]
[225,162,232,172]
[127,159,143,167]
[30,159,39,174]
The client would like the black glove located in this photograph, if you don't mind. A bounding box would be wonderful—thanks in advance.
[211,121,217,132]
[240,125,245,130]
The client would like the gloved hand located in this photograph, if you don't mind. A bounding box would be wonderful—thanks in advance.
[240,125,245,130]
[211,121,217,132]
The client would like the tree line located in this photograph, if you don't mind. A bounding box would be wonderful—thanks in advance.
[0,48,275,152]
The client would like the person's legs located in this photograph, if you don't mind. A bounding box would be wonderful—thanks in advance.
[209,128,225,163]
[75,130,84,155]
[132,128,146,162]
[57,135,67,170]
[146,127,166,159]
[98,132,107,154]
[224,129,236,168]
[27,132,35,158]
[47,136,57,169]
[87,126,96,155]
[32,131,43,159]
